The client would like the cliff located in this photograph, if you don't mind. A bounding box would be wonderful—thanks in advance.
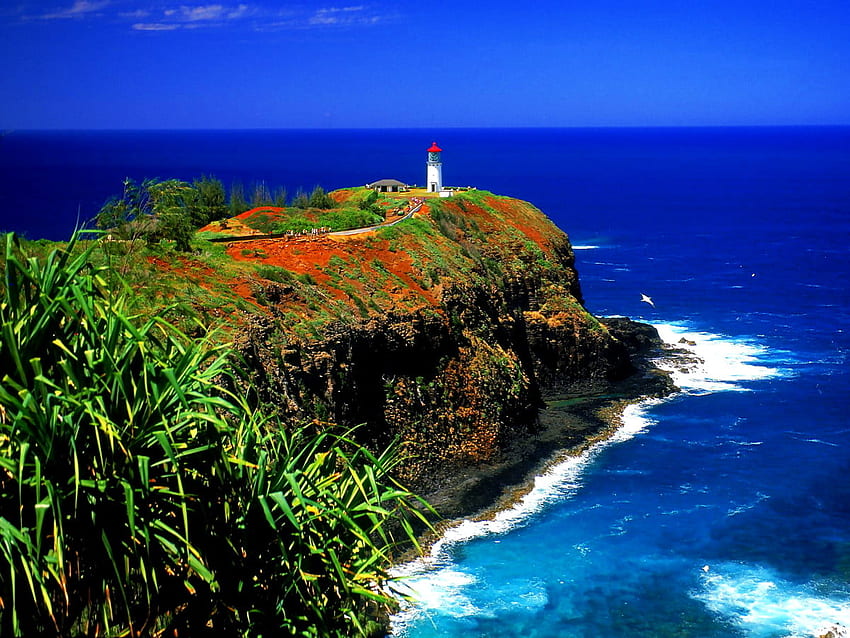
[178,189,670,502]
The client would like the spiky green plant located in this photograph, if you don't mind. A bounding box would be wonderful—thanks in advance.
[0,233,433,637]
[211,421,431,637]
[0,232,237,635]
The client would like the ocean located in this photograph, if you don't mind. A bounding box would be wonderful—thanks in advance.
[2,127,849,636]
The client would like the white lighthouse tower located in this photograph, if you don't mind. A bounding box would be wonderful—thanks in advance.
[426,142,443,193]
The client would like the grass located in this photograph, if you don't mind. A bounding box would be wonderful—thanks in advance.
[319,207,383,232]
[255,263,295,284]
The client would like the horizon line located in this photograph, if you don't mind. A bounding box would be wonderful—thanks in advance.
[5,123,850,134]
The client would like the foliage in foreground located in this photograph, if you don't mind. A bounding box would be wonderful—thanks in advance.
[0,232,432,636]
[97,176,230,251]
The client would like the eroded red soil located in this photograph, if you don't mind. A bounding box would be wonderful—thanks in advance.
[227,231,440,308]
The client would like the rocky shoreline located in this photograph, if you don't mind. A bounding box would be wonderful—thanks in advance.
[417,317,679,523]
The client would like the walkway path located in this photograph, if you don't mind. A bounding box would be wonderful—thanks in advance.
[208,198,424,244]
[329,198,423,236]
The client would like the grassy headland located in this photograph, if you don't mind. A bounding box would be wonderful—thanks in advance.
[0,185,669,635]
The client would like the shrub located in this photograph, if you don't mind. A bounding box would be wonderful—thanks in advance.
[291,190,310,209]
[319,208,382,232]
[243,212,279,234]
[255,264,294,283]
[309,185,335,209]
[193,175,228,224]
[273,214,315,234]
[0,233,433,636]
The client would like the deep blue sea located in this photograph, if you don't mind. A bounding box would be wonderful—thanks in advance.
[2,127,849,636]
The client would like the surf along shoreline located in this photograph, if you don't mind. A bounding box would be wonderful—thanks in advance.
[407,317,685,546]
[386,320,697,638]
[389,322,803,636]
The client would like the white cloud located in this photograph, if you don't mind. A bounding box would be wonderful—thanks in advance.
[227,4,249,19]
[40,0,110,19]
[132,22,180,30]
[308,5,382,27]
[178,4,226,22]
[309,13,337,25]
[133,3,257,29]
[22,2,385,32]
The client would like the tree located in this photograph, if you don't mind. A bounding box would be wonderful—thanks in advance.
[272,186,288,207]
[309,185,335,209]
[145,179,197,250]
[193,175,228,225]
[95,177,154,236]
[156,207,195,251]
[229,181,248,216]
[95,196,131,233]
[251,181,272,208]
[96,176,224,252]
[291,188,310,209]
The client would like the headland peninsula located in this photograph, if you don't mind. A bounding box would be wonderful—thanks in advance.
[0,180,675,636]
[206,187,677,510]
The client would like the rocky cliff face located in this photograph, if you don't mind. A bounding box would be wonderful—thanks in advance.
[219,191,662,492]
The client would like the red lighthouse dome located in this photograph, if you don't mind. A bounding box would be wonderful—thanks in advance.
[426,142,443,192]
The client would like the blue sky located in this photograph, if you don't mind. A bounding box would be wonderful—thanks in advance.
[1,0,848,128]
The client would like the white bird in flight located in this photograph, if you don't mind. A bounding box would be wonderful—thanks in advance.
[640,293,655,308]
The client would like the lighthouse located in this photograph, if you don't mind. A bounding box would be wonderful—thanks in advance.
[426,142,443,193]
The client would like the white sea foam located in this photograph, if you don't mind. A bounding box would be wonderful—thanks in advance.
[390,399,659,632]
[391,567,481,619]
[693,563,850,637]
[572,244,600,250]
[726,492,770,518]
[653,323,788,393]
[791,436,840,447]
[390,323,787,634]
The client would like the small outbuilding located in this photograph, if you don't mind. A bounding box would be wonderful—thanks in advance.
[366,178,409,193]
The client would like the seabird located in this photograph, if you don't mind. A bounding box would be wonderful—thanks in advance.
[640,293,655,308]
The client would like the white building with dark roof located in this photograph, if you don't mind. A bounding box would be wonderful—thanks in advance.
[366,178,409,193]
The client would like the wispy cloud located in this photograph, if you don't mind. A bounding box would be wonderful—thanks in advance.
[15,2,391,32]
[39,0,110,20]
[167,5,226,22]
[259,5,390,31]
[227,4,250,19]
[131,21,180,31]
[132,3,257,30]
[308,6,379,27]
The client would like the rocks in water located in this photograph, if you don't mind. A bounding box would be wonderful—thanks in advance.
[602,316,663,355]
[817,624,848,638]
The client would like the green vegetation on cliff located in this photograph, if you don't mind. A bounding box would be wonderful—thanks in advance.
[96,177,351,250]
[44,188,631,497]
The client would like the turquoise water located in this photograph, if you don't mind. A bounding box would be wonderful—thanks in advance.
[390,323,850,637]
